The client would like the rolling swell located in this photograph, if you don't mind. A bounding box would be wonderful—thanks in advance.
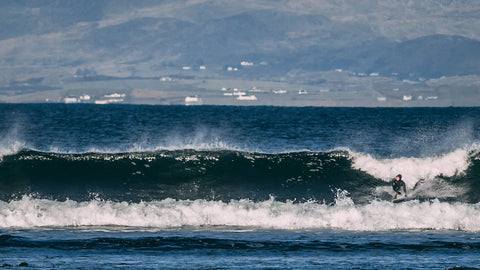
[2,234,480,252]
[0,149,381,203]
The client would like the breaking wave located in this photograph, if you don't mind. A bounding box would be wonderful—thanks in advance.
[1,146,479,203]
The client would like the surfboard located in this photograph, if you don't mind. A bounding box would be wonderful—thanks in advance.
[392,196,443,203]
[392,196,414,203]
[391,192,407,203]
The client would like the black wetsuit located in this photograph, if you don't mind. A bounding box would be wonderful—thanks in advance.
[392,179,407,197]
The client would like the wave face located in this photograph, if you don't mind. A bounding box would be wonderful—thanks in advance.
[0,149,373,202]
[1,104,480,230]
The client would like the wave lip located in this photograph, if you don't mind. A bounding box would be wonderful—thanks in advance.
[0,140,25,161]
[350,147,478,186]
[1,196,480,232]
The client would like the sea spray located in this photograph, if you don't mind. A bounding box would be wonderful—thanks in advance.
[350,148,472,187]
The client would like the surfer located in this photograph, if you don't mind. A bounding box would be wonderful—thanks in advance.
[392,174,407,199]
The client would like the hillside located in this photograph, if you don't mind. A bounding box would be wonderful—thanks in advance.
[1,0,479,105]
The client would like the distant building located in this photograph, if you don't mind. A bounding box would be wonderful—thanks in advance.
[105,93,126,98]
[185,95,203,105]
[298,89,308,95]
[241,61,254,66]
[80,94,91,101]
[233,91,246,96]
[95,99,124,105]
[64,97,78,103]
[236,95,257,101]
[95,100,109,105]
[249,87,267,93]
[160,77,173,81]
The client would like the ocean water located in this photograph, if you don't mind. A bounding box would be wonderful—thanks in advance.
[0,104,479,269]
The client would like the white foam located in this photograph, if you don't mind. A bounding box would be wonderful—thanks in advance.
[1,196,479,232]
[0,140,25,160]
[0,125,26,160]
[350,148,474,188]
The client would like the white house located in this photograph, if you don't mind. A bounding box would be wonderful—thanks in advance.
[185,95,203,105]
[298,89,308,95]
[64,97,78,103]
[94,99,124,105]
[377,97,387,102]
[233,91,247,96]
[105,93,126,98]
[236,95,257,101]
[240,61,254,66]
[80,95,91,101]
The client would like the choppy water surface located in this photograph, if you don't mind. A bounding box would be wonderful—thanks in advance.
[1,104,479,269]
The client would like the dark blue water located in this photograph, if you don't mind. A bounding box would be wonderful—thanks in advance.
[1,104,480,269]
[2,228,479,269]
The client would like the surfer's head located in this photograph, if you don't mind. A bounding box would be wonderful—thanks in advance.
[396,174,402,180]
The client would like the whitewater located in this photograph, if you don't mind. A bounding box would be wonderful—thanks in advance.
[1,193,480,231]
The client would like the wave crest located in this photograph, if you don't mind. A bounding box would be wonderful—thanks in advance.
[350,147,476,187]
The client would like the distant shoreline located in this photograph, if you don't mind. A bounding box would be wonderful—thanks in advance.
[0,75,478,107]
